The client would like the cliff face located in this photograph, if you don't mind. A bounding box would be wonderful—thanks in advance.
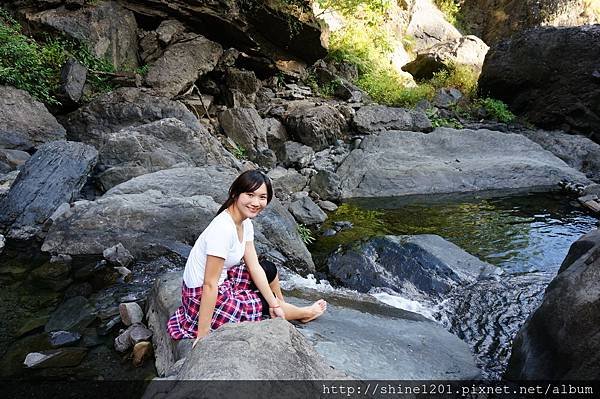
[459,0,599,44]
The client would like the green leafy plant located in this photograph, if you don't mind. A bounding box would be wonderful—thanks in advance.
[433,0,464,30]
[426,108,463,129]
[475,97,515,123]
[297,224,315,245]
[428,63,479,98]
[232,144,247,160]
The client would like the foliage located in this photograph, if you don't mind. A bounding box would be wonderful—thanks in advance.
[232,144,248,160]
[475,97,515,123]
[358,70,435,107]
[428,63,479,98]
[433,0,463,29]
[297,224,315,245]
[426,108,463,129]
[0,7,116,105]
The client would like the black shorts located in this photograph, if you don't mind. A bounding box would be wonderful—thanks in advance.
[250,261,278,317]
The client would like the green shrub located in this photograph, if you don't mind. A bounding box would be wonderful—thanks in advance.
[426,108,463,129]
[358,70,435,107]
[475,97,515,123]
[232,144,248,160]
[0,7,116,104]
[433,0,462,28]
[428,64,479,98]
[297,224,315,245]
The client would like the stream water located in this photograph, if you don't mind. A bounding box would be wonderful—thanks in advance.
[304,189,598,378]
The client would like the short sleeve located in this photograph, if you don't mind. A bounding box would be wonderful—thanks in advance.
[244,219,254,242]
[205,218,231,259]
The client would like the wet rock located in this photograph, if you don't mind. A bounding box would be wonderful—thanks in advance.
[288,197,327,226]
[0,234,4,254]
[24,347,88,368]
[353,105,432,134]
[146,33,222,98]
[120,302,144,326]
[97,315,122,336]
[103,243,134,268]
[115,328,133,353]
[284,105,347,151]
[267,167,308,199]
[0,86,66,151]
[114,266,133,282]
[277,141,314,168]
[479,25,600,141]
[327,235,501,300]
[218,107,268,159]
[30,261,72,291]
[0,141,97,241]
[506,229,600,379]
[49,331,82,348]
[403,35,489,80]
[61,87,202,148]
[64,282,93,299]
[0,149,30,174]
[59,58,87,104]
[130,324,153,344]
[25,1,138,69]
[132,341,153,367]
[336,128,591,199]
[45,296,97,333]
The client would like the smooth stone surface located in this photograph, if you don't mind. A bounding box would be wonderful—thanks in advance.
[336,128,591,199]
[45,296,97,333]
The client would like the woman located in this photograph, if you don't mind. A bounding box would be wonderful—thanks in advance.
[167,170,327,347]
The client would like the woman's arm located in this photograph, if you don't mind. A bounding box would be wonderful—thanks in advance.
[243,241,285,319]
[193,255,224,348]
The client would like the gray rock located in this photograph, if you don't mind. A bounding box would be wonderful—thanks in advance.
[505,229,600,379]
[0,149,30,174]
[0,141,97,240]
[277,141,314,168]
[336,128,591,198]
[318,200,338,212]
[403,35,489,80]
[114,328,133,353]
[353,105,432,134]
[267,167,308,199]
[309,170,342,202]
[264,117,288,153]
[26,1,138,69]
[479,25,600,142]
[288,196,327,226]
[24,347,88,369]
[284,105,347,151]
[139,30,162,64]
[45,296,97,333]
[60,87,202,148]
[42,190,219,259]
[59,58,87,104]
[433,88,463,109]
[49,331,82,348]
[129,323,153,344]
[0,234,4,254]
[0,86,66,151]
[0,170,19,198]
[405,0,462,52]
[146,33,222,98]
[518,129,600,182]
[156,19,186,46]
[96,118,238,190]
[218,107,268,159]
[327,235,501,301]
[30,260,72,291]
[103,243,134,268]
[119,302,144,326]
[225,68,260,107]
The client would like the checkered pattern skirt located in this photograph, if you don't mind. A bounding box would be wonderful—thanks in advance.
[167,263,264,340]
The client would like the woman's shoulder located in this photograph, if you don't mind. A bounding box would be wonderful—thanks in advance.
[204,211,234,234]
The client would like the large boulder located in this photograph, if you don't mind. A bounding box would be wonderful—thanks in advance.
[96,118,238,190]
[478,25,600,142]
[218,108,268,159]
[327,235,500,301]
[518,129,600,182]
[284,105,347,151]
[60,88,202,148]
[0,86,66,151]
[24,1,138,69]
[145,33,223,98]
[0,149,30,175]
[402,35,489,80]
[146,271,480,382]
[460,0,599,45]
[505,229,600,379]
[353,105,432,134]
[336,128,590,199]
[44,166,315,273]
[0,141,97,241]
[405,0,462,52]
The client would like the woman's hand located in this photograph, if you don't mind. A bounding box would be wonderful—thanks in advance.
[269,305,286,320]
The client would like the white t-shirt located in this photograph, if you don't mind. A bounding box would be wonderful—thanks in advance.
[183,210,254,288]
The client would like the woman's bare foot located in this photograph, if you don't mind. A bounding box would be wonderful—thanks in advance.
[299,299,327,323]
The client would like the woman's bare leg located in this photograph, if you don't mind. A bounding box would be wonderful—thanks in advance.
[268,274,327,322]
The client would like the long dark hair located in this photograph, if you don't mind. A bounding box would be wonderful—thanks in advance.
[217,170,273,215]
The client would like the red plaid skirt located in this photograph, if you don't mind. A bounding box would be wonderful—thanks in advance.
[166,263,264,339]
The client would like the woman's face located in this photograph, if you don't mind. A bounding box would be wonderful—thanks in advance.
[234,183,269,219]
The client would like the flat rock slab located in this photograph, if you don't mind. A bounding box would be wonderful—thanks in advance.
[336,128,590,199]
[0,141,97,240]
